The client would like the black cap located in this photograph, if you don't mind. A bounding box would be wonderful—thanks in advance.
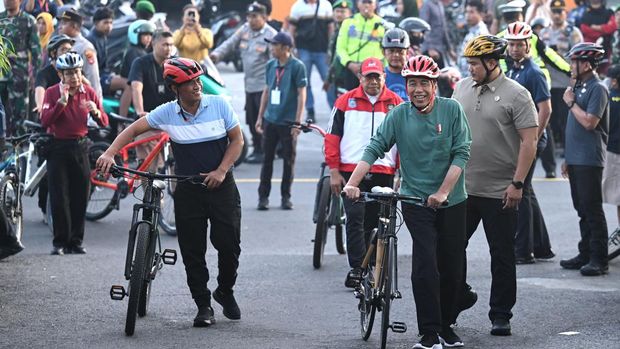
[265,32,293,47]
[550,0,565,9]
[247,2,267,15]
[59,9,83,25]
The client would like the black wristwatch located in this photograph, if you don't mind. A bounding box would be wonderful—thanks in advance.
[511,181,524,189]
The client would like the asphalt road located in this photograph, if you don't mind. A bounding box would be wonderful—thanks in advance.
[1,64,619,349]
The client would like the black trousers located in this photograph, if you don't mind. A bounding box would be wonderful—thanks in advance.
[539,125,556,173]
[403,201,466,334]
[258,121,297,201]
[174,173,242,306]
[464,196,517,322]
[550,88,568,149]
[515,154,553,258]
[47,140,90,248]
[341,172,394,268]
[567,165,608,264]
[245,92,263,153]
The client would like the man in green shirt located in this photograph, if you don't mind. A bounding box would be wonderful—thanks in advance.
[343,55,472,349]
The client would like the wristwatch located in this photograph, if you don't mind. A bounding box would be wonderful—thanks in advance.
[511,181,524,189]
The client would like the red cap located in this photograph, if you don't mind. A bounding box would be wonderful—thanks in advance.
[360,57,384,76]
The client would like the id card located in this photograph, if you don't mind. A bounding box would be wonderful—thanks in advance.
[270,89,281,105]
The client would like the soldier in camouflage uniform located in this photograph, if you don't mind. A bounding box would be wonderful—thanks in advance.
[0,0,41,137]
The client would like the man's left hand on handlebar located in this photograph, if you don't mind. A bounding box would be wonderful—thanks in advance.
[200,168,227,189]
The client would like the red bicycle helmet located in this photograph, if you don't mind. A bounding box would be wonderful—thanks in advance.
[163,57,204,85]
[505,21,532,40]
[401,55,440,79]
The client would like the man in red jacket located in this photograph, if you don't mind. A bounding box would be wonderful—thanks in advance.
[579,0,617,74]
[41,52,108,255]
[325,57,403,287]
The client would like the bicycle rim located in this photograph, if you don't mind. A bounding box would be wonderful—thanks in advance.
[125,223,150,336]
[313,176,331,269]
[86,142,119,220]
[360,266,376,340]
[158,160,176,236]
[0,174,21,241]
[380,241,393,349]
[608,228,620,261]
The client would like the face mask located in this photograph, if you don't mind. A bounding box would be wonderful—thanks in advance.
[410,35,424,46]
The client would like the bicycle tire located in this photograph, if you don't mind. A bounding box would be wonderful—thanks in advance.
[125,223,150,336]
[608,228,620,261]
[0,173,23,242]
[335,224,346,255]
[158,154,177,236]
[313,176,331,269]
[138,237,157,317]
[380,239,394,349]
[360,266,377,340]
[86,142,121,221]
[46,196,53,234]
[234,129,249,168]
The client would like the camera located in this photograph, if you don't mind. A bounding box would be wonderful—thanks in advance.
[188,11,196,18]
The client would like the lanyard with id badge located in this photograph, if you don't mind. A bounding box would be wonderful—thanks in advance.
[271,66,285,106]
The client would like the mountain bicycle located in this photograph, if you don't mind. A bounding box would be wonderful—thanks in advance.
[353,187,441,349]
[86,113,178,236]
[608,228,620,261]
[290,122,346,269]
[108,165,204,336]
[0,127,52,242]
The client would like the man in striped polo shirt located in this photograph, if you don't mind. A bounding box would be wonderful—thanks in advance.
[97,58,245,328]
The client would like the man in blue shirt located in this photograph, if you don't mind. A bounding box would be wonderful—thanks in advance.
[560,43,610,276]
[382,27,409,101]
[97,58,245,327]
[505,22,555,264]
[255,32,307,210]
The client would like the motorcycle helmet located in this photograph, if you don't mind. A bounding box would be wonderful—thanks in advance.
[128,19,156,46]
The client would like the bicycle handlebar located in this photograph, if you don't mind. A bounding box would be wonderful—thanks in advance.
[108,112,136,125]
[110,165,204,184]
[6,132,53,145]
[342,186,449,207]
[288,121,327,137]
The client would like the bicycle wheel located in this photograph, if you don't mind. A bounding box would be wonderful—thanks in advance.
[125,223,150,336]
[46,196,53,234]
[86,142,121,221]
[359,266,377,340]
[0,173,23,242]
[333,195,346,255]
[313,176,331,269]
[158,154,176,236]
[608,228,620,261]
[138,237,157,317]
[380,239,394,349]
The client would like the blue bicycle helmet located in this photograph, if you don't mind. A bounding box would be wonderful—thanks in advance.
[127,20,156,46]
[56,52,84,70]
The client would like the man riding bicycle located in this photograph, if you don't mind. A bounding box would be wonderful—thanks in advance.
[343,55,472,349]
[325,57,402,288]
[97,57,244,327]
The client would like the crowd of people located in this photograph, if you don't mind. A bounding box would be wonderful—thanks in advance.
[0,0,619,347]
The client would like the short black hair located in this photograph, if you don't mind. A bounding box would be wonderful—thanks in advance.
[152,30,173,42]
[93,6,114,22]
[466,0,485,14]
[255,0,272,15]
[183,4,200,13]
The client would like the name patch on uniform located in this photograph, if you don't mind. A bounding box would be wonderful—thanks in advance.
[348,98,357,108]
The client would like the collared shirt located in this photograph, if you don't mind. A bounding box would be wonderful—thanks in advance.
[146,94,239,175]
[360,97,472,207]
[507,58,551,104]
[458,21,489,77]
[212,23,277,93]
[41,83,109,139]
[264,56,308,125]
[452,74,538,199]
[71,33,102,99]
[565,75,609,167]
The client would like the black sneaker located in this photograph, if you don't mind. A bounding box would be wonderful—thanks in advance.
[0,240,24,261]
[213,289,241,320]
[344,267,363,288]
[580,262,608,276]
[413,333,442,349]
[281,198,293,210]
[490,318,511,336]
[515,254,535,264]
[193,306,215,327]
[257,198,269,211]
[560,255,588,270]
[534,250,555,260]
[439,327,464,347]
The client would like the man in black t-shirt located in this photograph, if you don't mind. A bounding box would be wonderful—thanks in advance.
[127,30,176,170]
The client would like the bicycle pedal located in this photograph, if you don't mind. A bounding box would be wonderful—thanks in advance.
[110,285,126,301]
[390,321,407,333]
[393,290,402,299]
[162,249,177,265]
[353,291,363,299]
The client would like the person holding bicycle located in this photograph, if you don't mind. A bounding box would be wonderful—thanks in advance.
[326,57,402,288]
[343,55,472,349]
[41,52,108,256]
[97,57,244,328]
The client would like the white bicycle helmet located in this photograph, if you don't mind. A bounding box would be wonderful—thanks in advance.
[505,21,533,40]
[55,52,84,70]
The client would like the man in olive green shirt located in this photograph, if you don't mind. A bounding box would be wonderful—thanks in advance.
[451,35,538,336]
[343,55,471,349]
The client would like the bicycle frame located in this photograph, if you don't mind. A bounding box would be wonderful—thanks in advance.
[91,132,171,193]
